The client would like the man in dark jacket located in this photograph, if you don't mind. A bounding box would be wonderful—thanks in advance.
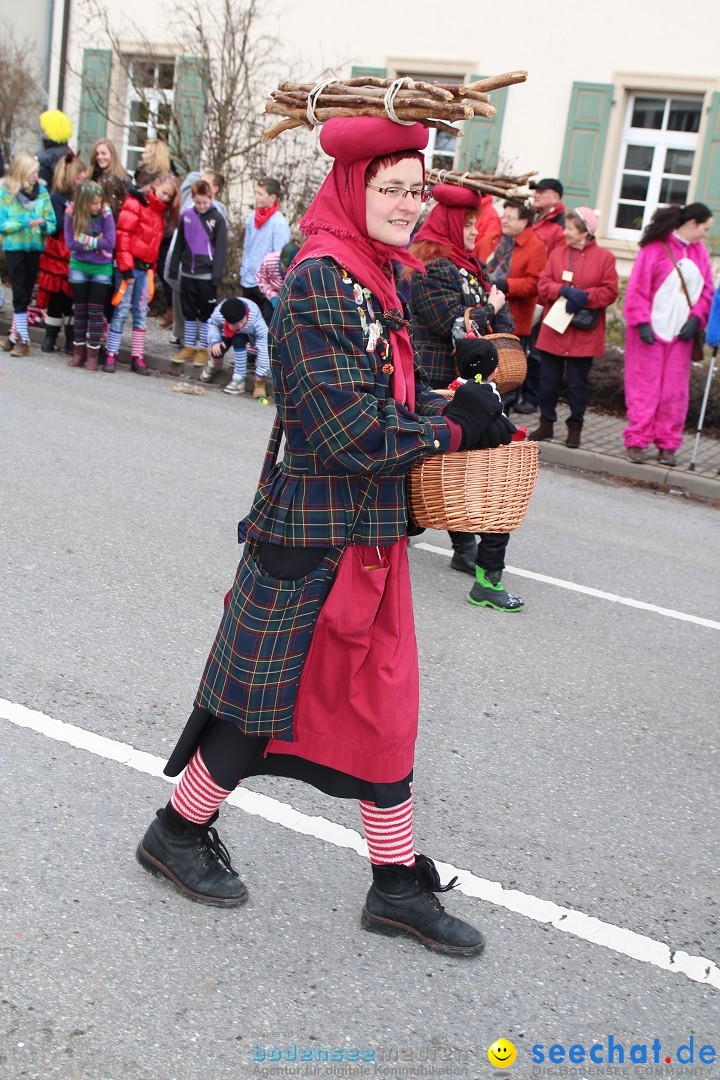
[169,178,227,366]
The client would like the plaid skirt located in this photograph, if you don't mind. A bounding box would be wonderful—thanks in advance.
[194,541,343,738]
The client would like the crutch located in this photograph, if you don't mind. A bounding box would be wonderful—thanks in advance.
[689,347,717,471]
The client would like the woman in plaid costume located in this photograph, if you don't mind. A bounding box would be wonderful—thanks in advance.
[409,184,524,613]
[136,118,509,956]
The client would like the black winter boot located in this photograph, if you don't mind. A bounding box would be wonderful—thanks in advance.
[449,534,478,576]
[136,804,248,907]
[41,326,60,353]
[63,322,75,355]
[361,854,485,957]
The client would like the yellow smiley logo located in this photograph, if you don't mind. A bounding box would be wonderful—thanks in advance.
[488,1039,517,1068]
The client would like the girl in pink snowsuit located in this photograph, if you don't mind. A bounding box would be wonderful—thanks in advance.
[623,202,714,466]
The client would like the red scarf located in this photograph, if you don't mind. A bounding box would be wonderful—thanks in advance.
[254,202,281,230]
[296,156,426,409]
[413,201,483,276]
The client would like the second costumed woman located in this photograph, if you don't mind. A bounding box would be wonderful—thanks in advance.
[409,183,523,611]
[136,116,512,956]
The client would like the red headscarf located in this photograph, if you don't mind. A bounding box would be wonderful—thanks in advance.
[295,117,429,409]
[413,183,483,275]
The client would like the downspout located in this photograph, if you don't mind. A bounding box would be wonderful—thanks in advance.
[44,0,55,105]
[56,0,72,110]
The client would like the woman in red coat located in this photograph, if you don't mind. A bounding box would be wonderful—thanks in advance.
[104,174,178,374]
[529,207,618,448]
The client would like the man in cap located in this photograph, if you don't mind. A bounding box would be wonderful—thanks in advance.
[520,179,567,412]
[531,178,566,255]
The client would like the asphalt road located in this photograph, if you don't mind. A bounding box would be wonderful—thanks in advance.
[1,352,718,1080]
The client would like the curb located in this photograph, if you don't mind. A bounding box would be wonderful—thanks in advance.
[536,440,720,502]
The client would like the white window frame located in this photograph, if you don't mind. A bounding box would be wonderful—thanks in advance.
[388,58,472,173]
[608,91,703,242]
[122,57,176,174]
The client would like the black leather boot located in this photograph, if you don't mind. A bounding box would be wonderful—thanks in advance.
[63,322,75,355]
[41,326,60,353]
[136,804,248,907]
[361,854,485,956]
[449,534,477,576]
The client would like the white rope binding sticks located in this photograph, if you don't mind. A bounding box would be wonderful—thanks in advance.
[306,78,338,126]
[383,78,416,126]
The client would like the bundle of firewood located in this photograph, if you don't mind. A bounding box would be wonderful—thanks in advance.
[426,167,537,200]
[261,71,528,142]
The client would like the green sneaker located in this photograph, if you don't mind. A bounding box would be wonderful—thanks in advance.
[468,567,524,611]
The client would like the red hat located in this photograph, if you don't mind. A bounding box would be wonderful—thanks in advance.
[574,206,601,237]
[319,116,428,164]
[430,183,482,209]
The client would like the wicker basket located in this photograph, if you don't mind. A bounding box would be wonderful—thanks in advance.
[485,333,527,393]
[409,441,539,532]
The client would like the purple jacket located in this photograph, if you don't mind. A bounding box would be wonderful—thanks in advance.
[169,204,227,284]
[65,204,116,266]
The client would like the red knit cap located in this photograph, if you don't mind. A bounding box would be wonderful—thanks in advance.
[430,183,482,209]
[319,116,428,163]
[573,206,601,237]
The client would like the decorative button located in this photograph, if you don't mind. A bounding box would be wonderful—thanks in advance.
[382,363,394,375]
[433,439,440,449]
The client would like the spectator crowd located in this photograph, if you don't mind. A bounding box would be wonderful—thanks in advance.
[1,108,718,460]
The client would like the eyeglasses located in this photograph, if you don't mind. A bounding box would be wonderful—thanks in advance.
[366,184,430,203]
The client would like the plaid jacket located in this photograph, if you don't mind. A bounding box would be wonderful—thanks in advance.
[409,257,514,387]
[243,257,452,547]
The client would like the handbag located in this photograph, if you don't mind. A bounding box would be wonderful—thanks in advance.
[195,415,376,738]
[570,306,600,330]
[662,243,706,363]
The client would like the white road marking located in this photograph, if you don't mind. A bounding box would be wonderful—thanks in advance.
[2,696,718,991]
[414,542,720,631]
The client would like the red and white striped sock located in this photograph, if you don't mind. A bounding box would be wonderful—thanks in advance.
[359,796,415,867]
[170,748,233,824]
[131,327,146,360]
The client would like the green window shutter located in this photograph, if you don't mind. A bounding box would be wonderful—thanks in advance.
[77,49,111,159]
[350,66,387,79]
[695,92,720,255]
[171,56,207,172]
[458,76,508,173]
[559,82,613,209]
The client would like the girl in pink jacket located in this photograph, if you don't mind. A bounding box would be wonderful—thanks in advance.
[623,202,714,466]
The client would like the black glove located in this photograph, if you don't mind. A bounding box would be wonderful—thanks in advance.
[121,268,134,281]
[490,273,508,294]
[475,414,517,449]
[443,380,503,450]
[638,322,655,346]
[678,315,700,341]
[559,284,589,314]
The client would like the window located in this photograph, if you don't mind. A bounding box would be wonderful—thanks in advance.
[394,69,463,172]
[123,58,175,173]
[609,92,702,239]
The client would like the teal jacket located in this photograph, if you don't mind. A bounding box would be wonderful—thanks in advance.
[0,180,56,252]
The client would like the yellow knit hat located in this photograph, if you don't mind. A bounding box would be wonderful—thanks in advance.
[40,110,73,144]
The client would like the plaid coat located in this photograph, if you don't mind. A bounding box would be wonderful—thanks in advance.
[195,256,453,735]
[244,257,452,547]
[409,257,514,387]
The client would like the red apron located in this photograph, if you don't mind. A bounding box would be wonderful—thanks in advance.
[266,538,419,783]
